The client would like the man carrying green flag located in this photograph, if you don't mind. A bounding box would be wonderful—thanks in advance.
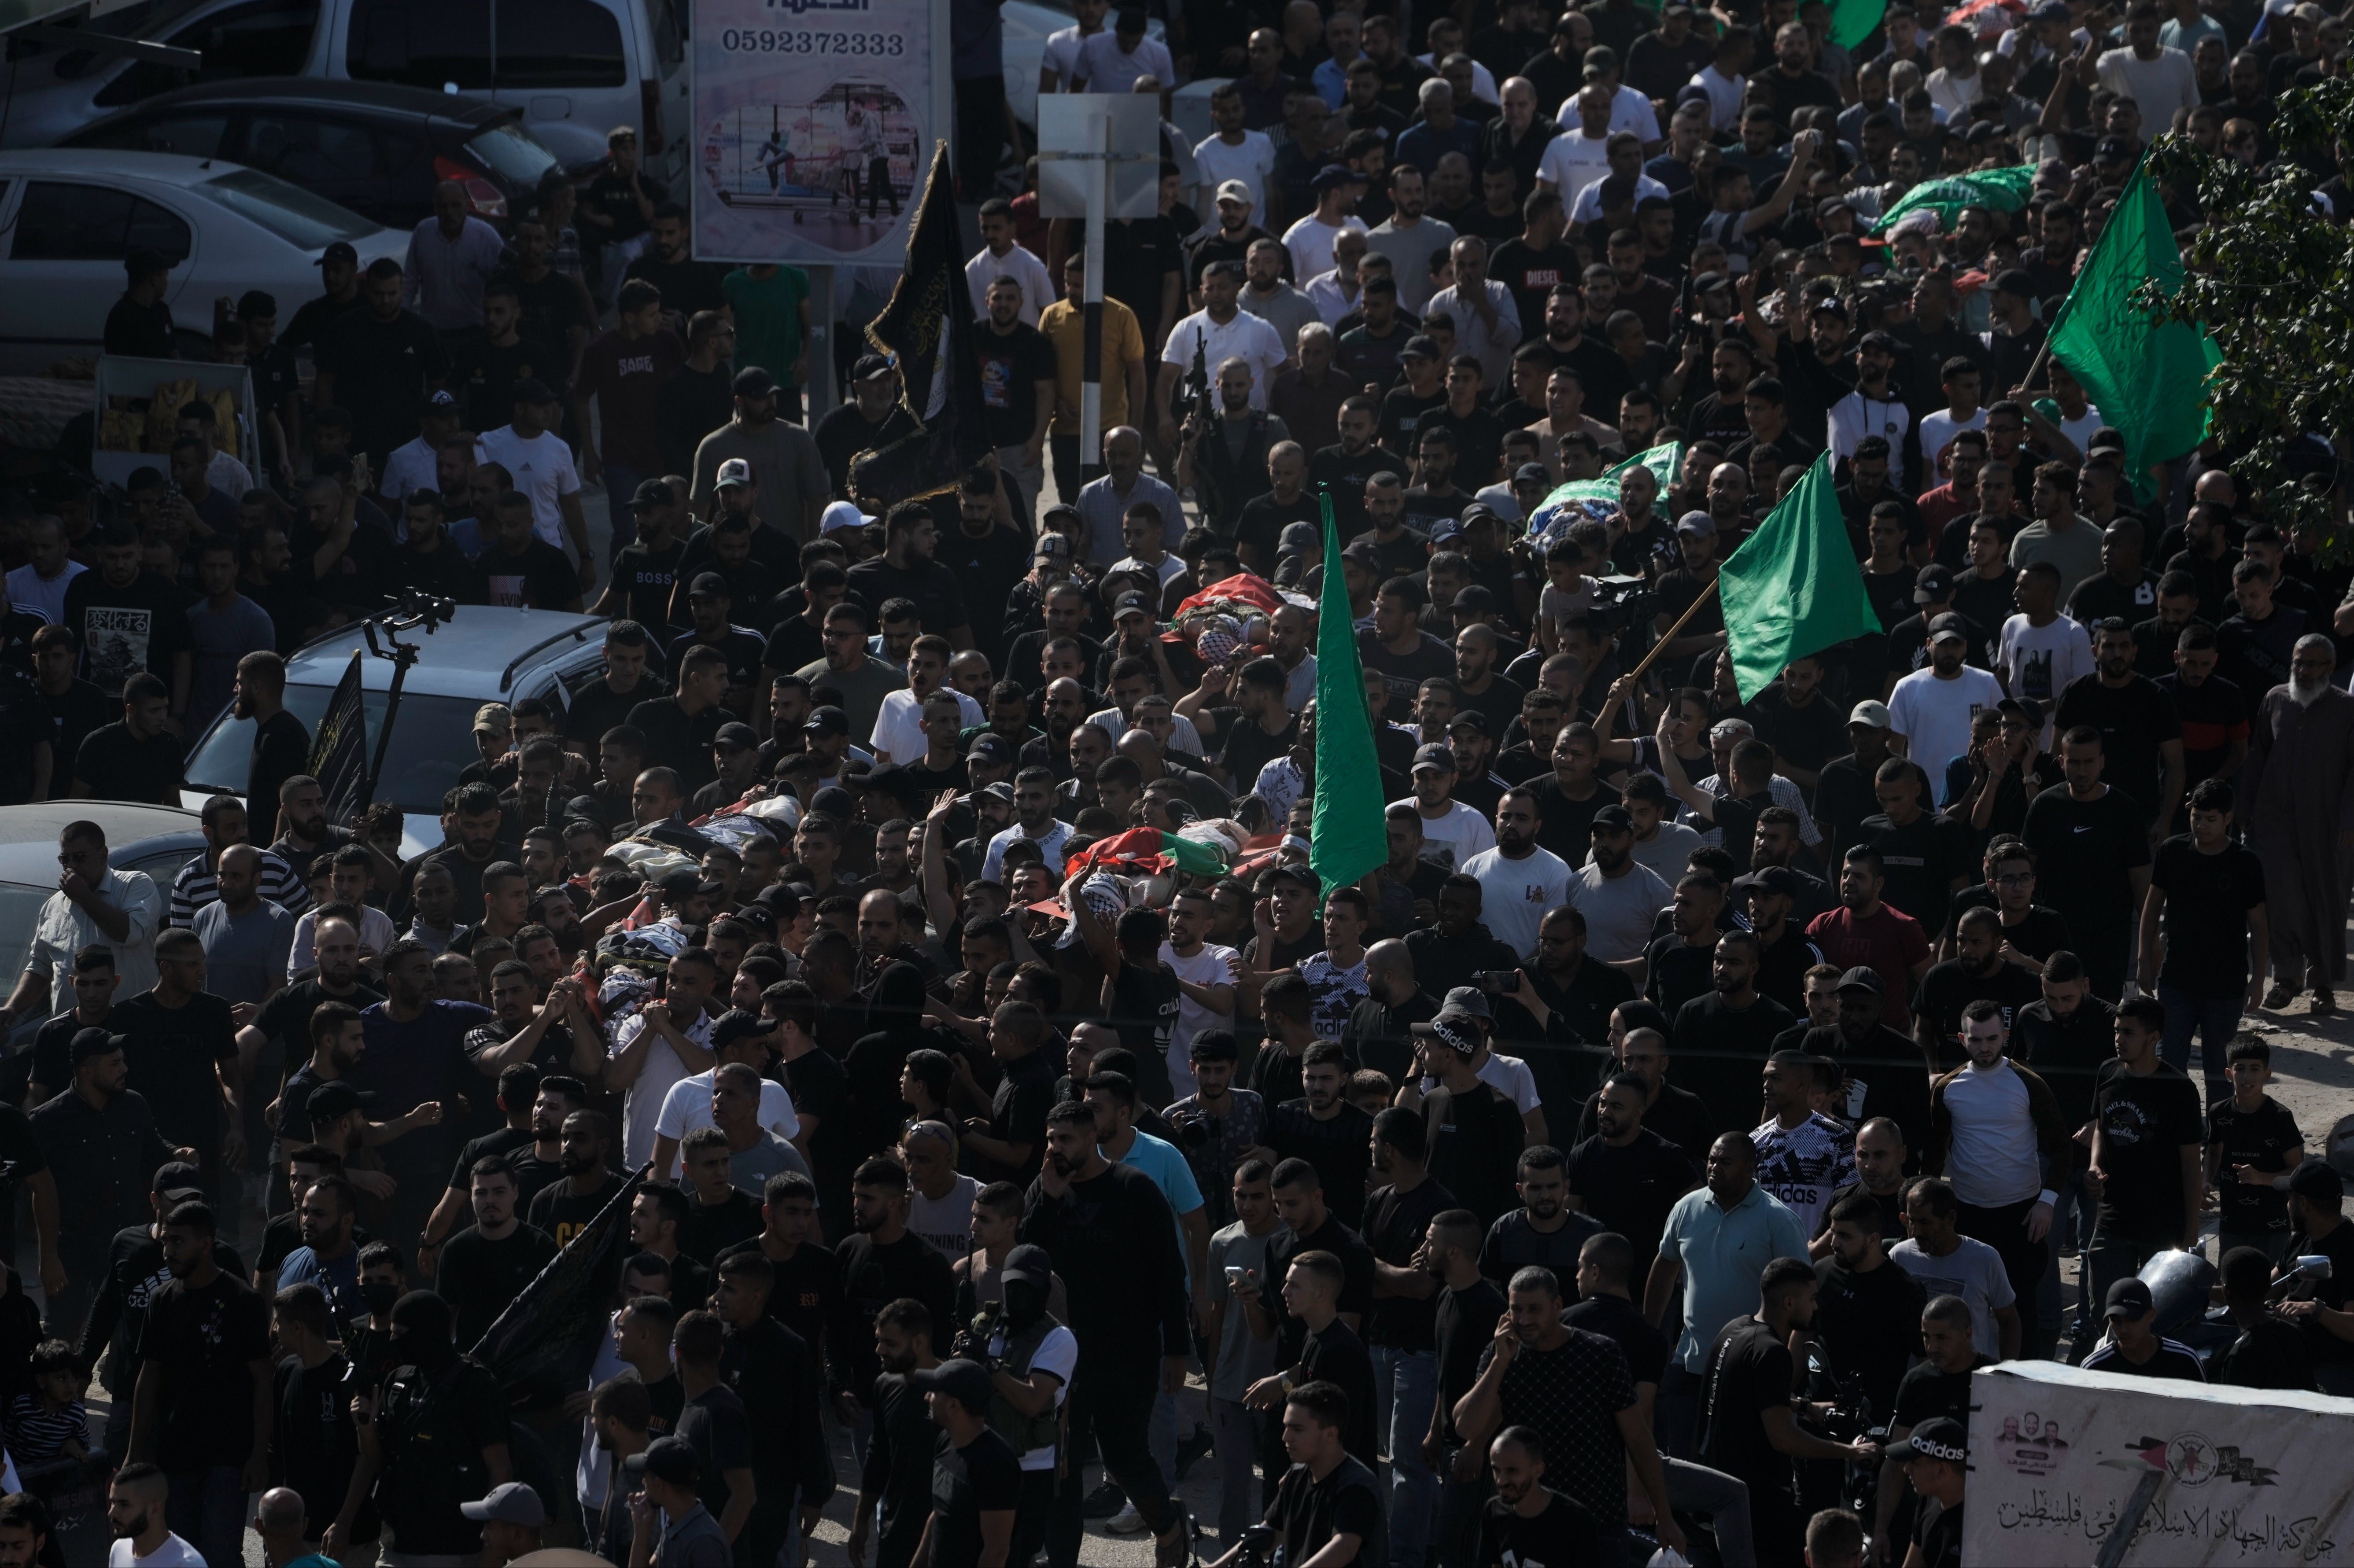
[2045,163,2219,499]
[1309,491,1387,893]
[1718,452,1884,702]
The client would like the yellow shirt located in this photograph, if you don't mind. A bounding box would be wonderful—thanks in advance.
[1038,295,1144,436]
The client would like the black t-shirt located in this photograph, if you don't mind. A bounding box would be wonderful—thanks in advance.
[274,1351,363,1537]
[845,557,969,640]
[1697,1315,1794,1501]
[2149,836,2266,996]
[1476,1207,1602,1292]
[1526,775,1619,864]
[1473,1328,1635,1530]
[434,1222,560,1348]
[626,695,738,795]
[105,293,177,357]
[71,720,183,803]
[2052,674,2183,820]
[1434,1276,1506,1445]
[675,1382,756,1527]
[680,1189,765,1265]
[108,990,236,1158]
[1300,1316,1381,1465]
[1267,1100,1378,1230]
[472,540,579,610]
[2011,995,2115,1131]
[318,307,451,453]
[1857,811,1972,930]
[1914,1498,1965,1568]
[1742,683,1849,775]
[1910,958,2044,1066]
[609,540,689,639]
[582,166,668,243]
[1423,1081,1525,1229]
[1478,1490,1604,1568]
[2020,785,2152,977]
[63,569,196,696]
[137,1269,272,1471]
[1562,1129,1695,1267]
[972,321,1057,449]
[930,1427,1022,1568]
[1361,1177,1456,1352]
[1266,1455,1387,1568]
[1813,1257,1926,1417]
[1268,1215,1378,1365]
[2208,1096,2300,1237]
[1561,1291,1667,1388]
[2092,1059,2204,1242]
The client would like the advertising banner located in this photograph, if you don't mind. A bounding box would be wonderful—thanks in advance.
[690,0,949,265]
[1967,1361,2354,1564]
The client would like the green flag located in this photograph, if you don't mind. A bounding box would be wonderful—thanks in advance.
[1530,441,1684,526]
[2046,164,2219,502]
[1829,0,1886,49]
[1719,453,1884,702]
[1309,490,1385,894]
[1865,164,2035,235]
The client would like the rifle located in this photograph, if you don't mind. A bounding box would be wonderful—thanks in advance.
[1173,326,1210,431]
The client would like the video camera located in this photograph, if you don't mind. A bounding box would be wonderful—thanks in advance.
[1586,573,1654,635]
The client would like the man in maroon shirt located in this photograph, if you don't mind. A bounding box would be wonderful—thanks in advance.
[572,276,686,559]
[1804,843,1932,1035]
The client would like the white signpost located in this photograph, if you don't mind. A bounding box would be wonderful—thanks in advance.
[1036,93,1159,479]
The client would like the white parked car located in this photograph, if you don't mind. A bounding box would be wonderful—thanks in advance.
[0,0,690,181]
[0,148,406,372]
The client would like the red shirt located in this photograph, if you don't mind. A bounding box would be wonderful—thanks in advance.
[1805,903,1931,1033]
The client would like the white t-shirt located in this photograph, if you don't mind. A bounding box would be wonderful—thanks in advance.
[1890,1234,2017,1358]
[1886,664,2005,784]
[1536,130,1613,193]
[111,1536,204,1568]
[1996,613,2095,730]
[650,1070,801,1174]
[1415,50,1500,102]
[909,1174,982,1259]
[981,818,1075,883]
[1074,31,1174,92]
[1086,707,1205,756]
[380,434,440,504]
[870,684,985,766]
[985,1320,1079,1469]
[1397,798,1496,873]
[965,242,1057,326]
[1160,940,1240,1095]
[1916,406,1987,476]
[1419,1051,1541,1113]
[1280,213,1369,289]
[288,903,397,975]
[1460,844,1575,961]
[1160,307,1290,410]
[478,424,582,548]
[1193,130,1278,219]
[1941,1061,2046,1208]
[2095,46,2199,130]
[1041,23,1099,88]
[609,1006,716,1168]
[1566,859,1674,963]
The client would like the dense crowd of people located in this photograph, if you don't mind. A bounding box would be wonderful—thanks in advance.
[15,0,2354,1566]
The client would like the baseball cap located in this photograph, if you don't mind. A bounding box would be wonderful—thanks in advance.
[709,1009,774,1051]
[1835,966,1883,994]
[1889,1417,1968,1463]
[1591,803,1634,832]
[1401,335,1442,360]
[1913,565,1954,604]
[152,1161,204,1204]
[474,703,513,734]
[461,1483,547,1527]
[979,780,1016,805]
[1277,520,1320,556]
[1310,163,1354,193]
[1926,612,1968,642]
[1849,699,1893,728]
[1427,516,1465,545]
[688,571,730,598]
[820,501,871,535]
[732,365,778,397]
[1441,985,1493,1021]
[2029,0,2070,19]
[1113,592,1155,621]
[423,390,459,413]
[1034,533,1072,562]
[657,867,705,900]
[911,1358,995,1413]
[631,477,672,510]
[306,1080,366,1123]
[2103,1277,2155,1320]
[1446,710,1489,736]
[716,458,755,490]
[511,378,555,406]
[1513,461,1552,485]
[1265,862,1322,894]
[803,707,851,738]
[1997,696,2044,728]
[1215,180,1252,205]
[1000,1243,1055,1289]
[967,734,1015,767]
[2095,135,2133,162]
[1675,510,1716,537]
[1733,865,1800,900]
[1410,743,1456,774]
[318,241,359,267]
[713,721,758,751]
[625,1438,700,1487]
[852,353,895,382]
[68,1026,116,1065]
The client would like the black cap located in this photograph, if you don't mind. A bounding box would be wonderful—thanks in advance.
[1835,966,1882,994]
[2103,1277,2155,1320]
[1913,565,1954,604]
[69,1025,117,1065]
[631,477,672,510]
[709,1009,773,1050]
[713,721,758,751]
[1733,865,1800,899]
[1445,710,1489,736]
[911,1358,994,1413]
[851,353,894,383]
[625,1436,700,1486]
[2095,135,2133,161]
[1001,1243,1054,1288]
[306,1080,365,1121]
[657,867,705,899]
[967,734,1015,766]
[688,571,730,599]
[1113,591,1155,619]
[1889,1417,1968,1462]
[1410,743,1456,773]
[1926,611,1969,641]
[1265,862,1322,894]
[804,707,851,738]
[1591,803,1634,832]
[319,241,360,267]
[733,364,778,397]
[1996,695,2044,728]
[1401,334,1442,360]
[152,1161,204,1202]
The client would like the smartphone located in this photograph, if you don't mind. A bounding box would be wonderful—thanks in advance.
[1472,969,1521,994]
[1224,1266,1248,1288]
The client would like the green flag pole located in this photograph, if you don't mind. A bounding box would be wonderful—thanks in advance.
[1307,488,1387,895]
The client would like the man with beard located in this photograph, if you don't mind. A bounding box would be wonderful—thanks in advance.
[851,1299,940,1568]
[432,1158,557,1349]
[245,917,384,1155]
[124,1200,272,1568]
[106,1466,199,1568]
[395,783,508,928]
[2240,634,2354,1013]
[78,1161,243,1455]
[360,943,491,1255]
[1018,1101,1192,1568]
[528,1108,626,1250]
[833,1157,958,1427]
[1801,969,1932,1136]
[234,651,310,847]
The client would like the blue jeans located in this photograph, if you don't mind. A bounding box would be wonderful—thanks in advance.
[166,1465,245,1568]
[1371,1345,1439,1568]
[601,464,645,561]
[2158,982,2241,1095]
[2040,1168,2096,1334]
[1655,1364,1705,1460]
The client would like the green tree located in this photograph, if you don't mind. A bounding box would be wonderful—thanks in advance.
[2146,81,2354,542]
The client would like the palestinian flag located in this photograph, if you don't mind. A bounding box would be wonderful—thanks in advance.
[1075,827,1231,877]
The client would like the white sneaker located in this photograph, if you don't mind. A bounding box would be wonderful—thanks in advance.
[1106,1502,1147,1535]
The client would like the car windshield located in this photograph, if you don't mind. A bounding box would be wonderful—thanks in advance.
[185,688,495,815]
[465,120,561,187]
[196,166,379,248]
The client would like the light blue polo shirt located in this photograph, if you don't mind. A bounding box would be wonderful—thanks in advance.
[1108,1128,1206,1290]
[1657,1181,1809,1372]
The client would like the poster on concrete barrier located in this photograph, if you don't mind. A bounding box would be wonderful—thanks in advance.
[1967,1360,2354,1564]
[691,0,951,265]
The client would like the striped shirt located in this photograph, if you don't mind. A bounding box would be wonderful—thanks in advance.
[5,1394,88,1463]
[2081,1337,2206,1382]
[167,850,313,928]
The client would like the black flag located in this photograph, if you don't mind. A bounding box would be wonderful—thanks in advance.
[305,649,370,826]
[469,1165,647,1404]
[851,140,993,508]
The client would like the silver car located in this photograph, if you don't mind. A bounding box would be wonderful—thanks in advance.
[0,802,207,997]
